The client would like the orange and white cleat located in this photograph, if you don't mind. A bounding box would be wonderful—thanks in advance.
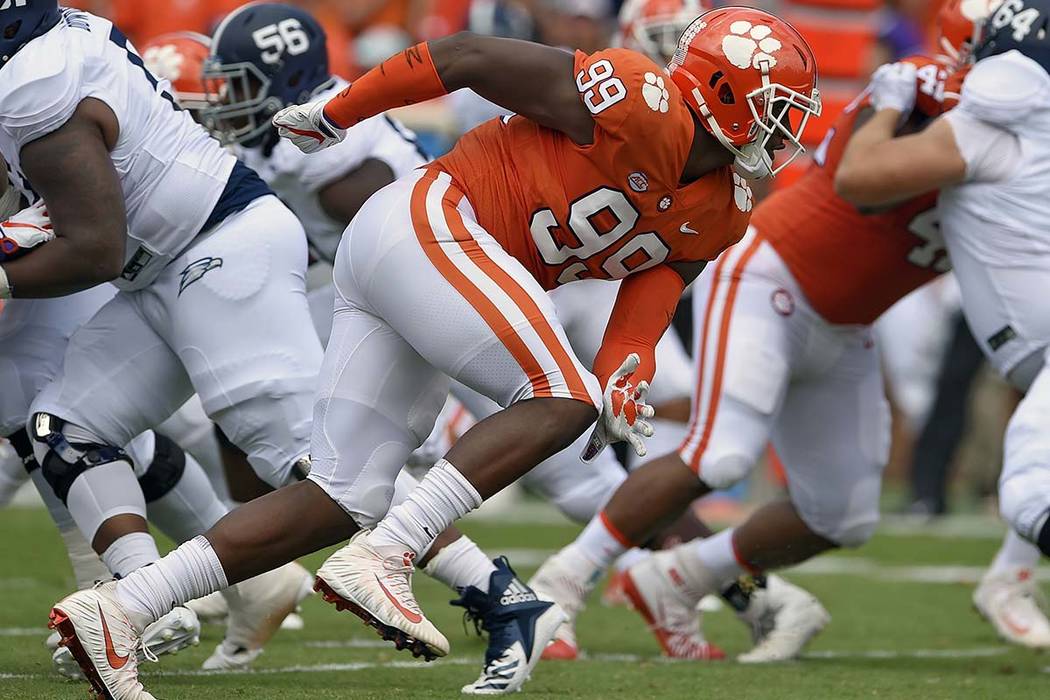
[314,531,448,660]
[622,552,725,660]
[528,544,604,661]
[49,581,155,699]
[974,566,1050,649]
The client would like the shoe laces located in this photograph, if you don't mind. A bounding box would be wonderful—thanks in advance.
[380,556,422,615]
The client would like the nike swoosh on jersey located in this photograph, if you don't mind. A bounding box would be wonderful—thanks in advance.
[99,604,131,670]
[375,574,424,624]
[680,223,699,235]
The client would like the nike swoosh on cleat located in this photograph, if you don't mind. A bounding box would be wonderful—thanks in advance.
[680,222,699,235]
[374,574,423,624]
[99,604,130,670]
[1002,612,1031,636]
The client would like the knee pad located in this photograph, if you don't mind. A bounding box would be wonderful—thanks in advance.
[137,433,186,503]
[696,452,755,491]
[30,413,133,504]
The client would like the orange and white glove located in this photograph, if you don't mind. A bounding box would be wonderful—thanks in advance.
[581,353,655,462]
[0,200,54,262]
[272,99,347,154]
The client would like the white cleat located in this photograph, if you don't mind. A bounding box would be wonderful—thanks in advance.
[974,566,1050,649]
[185,591,228,625]
[49,581,155,699]
[53,606,200,680]
[314,531,448,660]
[736,575,830,663]
[527,544,603,661]
[621,551,725,660]
[201,561,313,670]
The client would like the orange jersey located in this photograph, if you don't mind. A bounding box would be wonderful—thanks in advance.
[753,56,952,326]
[432,48,752,291]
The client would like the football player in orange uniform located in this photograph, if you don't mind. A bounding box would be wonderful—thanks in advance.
[49,8,819,696]
[527,0,1007,664]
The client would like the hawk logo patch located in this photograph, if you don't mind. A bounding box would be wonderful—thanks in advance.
[178,257,223,296]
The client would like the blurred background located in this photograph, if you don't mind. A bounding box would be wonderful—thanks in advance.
[12,0,1011,524]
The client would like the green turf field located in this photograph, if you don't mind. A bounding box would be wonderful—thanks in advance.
[0,506,1047,699]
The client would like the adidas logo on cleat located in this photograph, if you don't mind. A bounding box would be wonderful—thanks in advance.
[499,579,538,606]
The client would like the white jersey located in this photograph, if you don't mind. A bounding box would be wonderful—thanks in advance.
[0,9,239,290]
[239,79,426,263]
[940,50,1050,383]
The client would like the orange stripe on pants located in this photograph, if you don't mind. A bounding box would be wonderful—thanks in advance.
[410,171,553,399]
[686,236,763,475]
[441,196,594,404]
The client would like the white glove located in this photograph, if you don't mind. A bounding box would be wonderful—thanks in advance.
[0,200,54,261]
[868,61,918,115]
[580,353,655,462]
[272,99,347,154]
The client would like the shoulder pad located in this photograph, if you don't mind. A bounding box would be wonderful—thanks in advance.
[959,50,1050,128]
[0,31,82,148]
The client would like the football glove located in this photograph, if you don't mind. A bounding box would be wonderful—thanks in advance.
[272,100,347,154]
[581,353,655,462]
[0,200,54,262]
[869,61,918,115]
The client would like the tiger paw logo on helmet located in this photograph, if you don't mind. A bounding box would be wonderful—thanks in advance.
[733,173,753,213]
[642,72,670,113]
[722,20,783,70]
[142,44,186,82]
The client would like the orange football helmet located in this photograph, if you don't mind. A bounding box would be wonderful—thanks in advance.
[669,7,821,179]
[140,32,214,119]
[619,0,709,65]
[936,0,997,67]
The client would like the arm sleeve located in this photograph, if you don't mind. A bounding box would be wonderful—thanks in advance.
[942,109,1020,183]
[591,264,686,388]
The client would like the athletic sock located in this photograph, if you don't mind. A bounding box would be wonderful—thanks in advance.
[676,528,746,595]
[370,460,483,555]
[100,532,159,579]
[989,529,1042,575]
[423,535,498,593]
[115,535,228,632]
[575,511,632,570]
[60,525,112,589]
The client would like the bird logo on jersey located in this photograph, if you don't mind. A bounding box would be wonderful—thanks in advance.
[722,21,783,70]
[642,72,670,113]
[178,257,223,296]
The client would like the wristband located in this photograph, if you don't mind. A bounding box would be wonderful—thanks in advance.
[0,264,11,299]
[324,42,448,129]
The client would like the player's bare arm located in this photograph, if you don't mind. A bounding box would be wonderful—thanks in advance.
[835,112,965,207]
[317,158,397,223]
[835,61,966,207]
[3,99,127,298]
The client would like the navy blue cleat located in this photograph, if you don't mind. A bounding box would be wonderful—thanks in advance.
[451,557,567,695]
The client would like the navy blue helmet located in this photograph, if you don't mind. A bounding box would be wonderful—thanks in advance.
[0,0,61,68]
[975,0,1050,71]
[204,2,333,146]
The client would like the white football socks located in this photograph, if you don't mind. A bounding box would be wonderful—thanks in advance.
[101,532,160,579]
[370,460,483,556]
[423,534,498,594]
[60,525,111,589]
[575,512,631,570]
[989,529,1042,575]
[675,528,745,596]
[115,535,228,632]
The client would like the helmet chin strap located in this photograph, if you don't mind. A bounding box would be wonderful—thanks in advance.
[691,87,774,180]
